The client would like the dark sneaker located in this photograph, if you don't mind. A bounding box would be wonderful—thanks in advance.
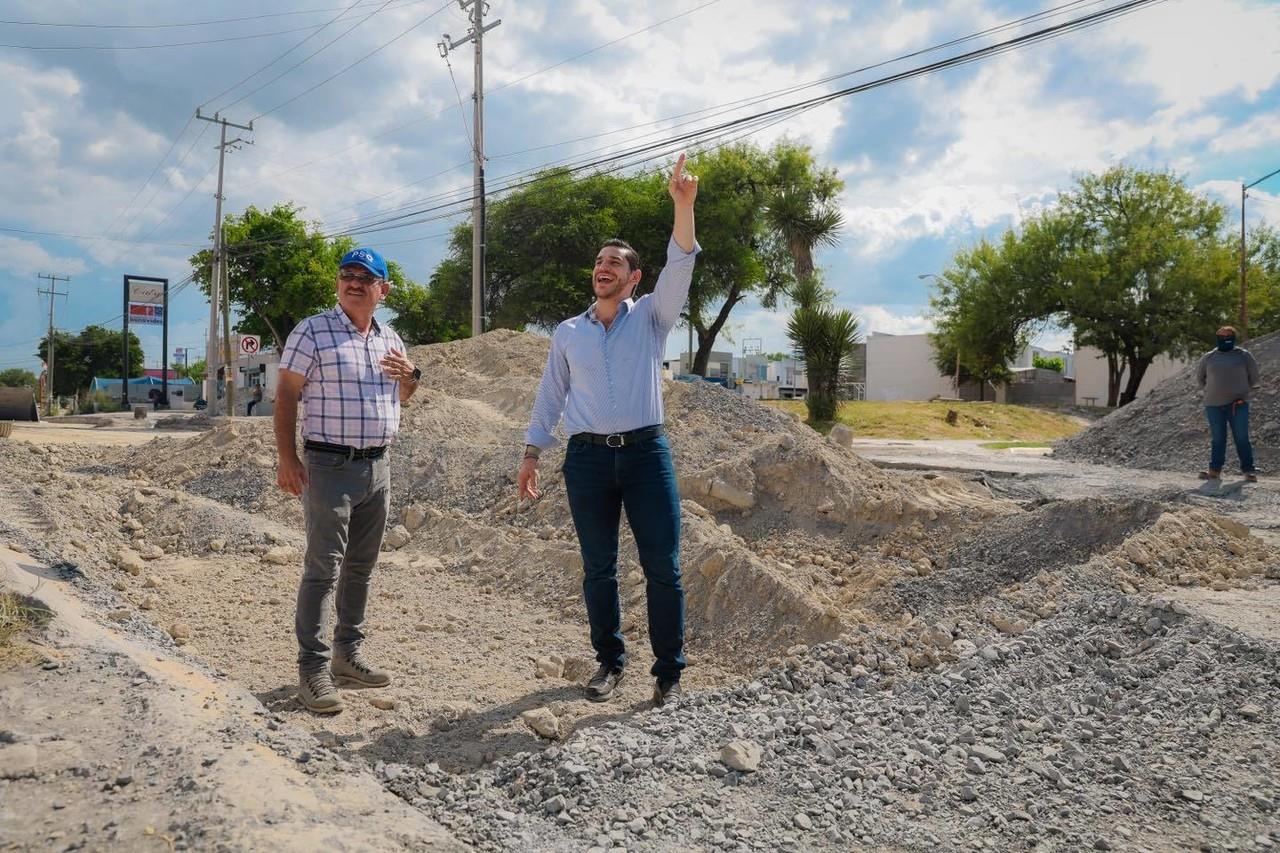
[332,651,392,688]
[653,679,682,708]
[585,665,624,702]
[1198,469,1221,480]
[299,669,344,714]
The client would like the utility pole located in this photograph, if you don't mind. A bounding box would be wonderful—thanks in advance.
[1240,165,1280,340]
[439,0,500,338]
[37,273,69,417]
[195,109,253,417]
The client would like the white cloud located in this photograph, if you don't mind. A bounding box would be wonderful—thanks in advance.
[0,236,88,278]
[1101,0,1280,115]
[856,305,932,336]
[1211,114,1280,154]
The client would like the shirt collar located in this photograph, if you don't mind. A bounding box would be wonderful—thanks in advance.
[329,304,382,336]
[586,298,634,324]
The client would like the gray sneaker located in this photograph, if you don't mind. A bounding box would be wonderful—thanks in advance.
[299,669,344,714]
[586,664,624,702]
[332,651,392,688]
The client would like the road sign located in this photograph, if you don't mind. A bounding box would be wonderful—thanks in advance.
[238,335,260,355]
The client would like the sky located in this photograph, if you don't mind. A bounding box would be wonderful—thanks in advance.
[1,0,1278,378]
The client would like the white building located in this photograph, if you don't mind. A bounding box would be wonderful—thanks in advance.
[865,332,964,402]
[664,350,734,381]
[230,347,283,416]
[1071,346,1191,407]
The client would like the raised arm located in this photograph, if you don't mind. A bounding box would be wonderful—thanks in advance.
[650,152,701,334]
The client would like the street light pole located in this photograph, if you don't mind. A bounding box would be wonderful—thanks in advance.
[1241,165,1280,340]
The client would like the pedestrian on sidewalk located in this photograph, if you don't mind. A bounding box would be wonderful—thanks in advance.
[247,384,263,417]
[1197,325,1260,483]
[274,246,421,714]
[518,153,700,708]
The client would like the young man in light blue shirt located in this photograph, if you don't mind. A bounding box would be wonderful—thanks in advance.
[518,154,699,707]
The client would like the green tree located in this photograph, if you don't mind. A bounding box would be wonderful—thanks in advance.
[928,231,1042,400]
[0,368,37,388]
[1032,353,1065,372]
[684,145,795,375]
[175,358,206,383]
[1244,224,1280,337]
[410,142,840,372]
[37,325,144,395]
[1056,166,1235,405]
[409,170,668,341]
[190,204,410,350]
[786,275,861,424]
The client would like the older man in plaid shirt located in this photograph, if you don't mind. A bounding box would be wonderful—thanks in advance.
[274,246,420,714]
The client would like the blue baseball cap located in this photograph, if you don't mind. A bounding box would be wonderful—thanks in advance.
[339,247,388,280]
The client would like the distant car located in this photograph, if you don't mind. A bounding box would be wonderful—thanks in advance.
[193,398,208,411]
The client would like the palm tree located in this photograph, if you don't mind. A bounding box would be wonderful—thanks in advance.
[764,144,845,281]
[787,276,861,424]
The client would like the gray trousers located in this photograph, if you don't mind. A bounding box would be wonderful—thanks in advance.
[296,449,390,673]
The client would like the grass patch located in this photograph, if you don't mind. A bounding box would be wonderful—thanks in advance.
[979,440,1053,450]
[0,591,52,667]
[765,400,1086,441]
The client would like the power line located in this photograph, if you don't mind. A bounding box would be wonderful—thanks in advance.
[250,1,453,122]
[0,0,430,29]
[97,115,198,243]
[319,0,1169,240]
[246,0,731,183]
[490,0,724,95]
[210,0,397,114]
[308,0,1117,236]
[0,22,358,51]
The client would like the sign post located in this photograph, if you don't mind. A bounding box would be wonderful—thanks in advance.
[123,276,169,408]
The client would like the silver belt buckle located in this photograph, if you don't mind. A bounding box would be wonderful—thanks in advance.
[605,433,624,448]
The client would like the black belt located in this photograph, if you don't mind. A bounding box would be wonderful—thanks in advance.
[304,439,387,459]
[569,425,665,448]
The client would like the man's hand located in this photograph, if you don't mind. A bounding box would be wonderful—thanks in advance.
[518,456,541,501]
[278,453,308,497]
[668,152,698,207]
[379,348,417,381]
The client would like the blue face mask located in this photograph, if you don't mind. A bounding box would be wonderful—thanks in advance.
[1216,336,1235,352]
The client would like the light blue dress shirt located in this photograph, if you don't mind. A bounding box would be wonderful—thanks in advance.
[525,237,701,449]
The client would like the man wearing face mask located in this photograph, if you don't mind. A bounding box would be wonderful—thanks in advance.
[274,247,421,714]
[1197,325,1260,483]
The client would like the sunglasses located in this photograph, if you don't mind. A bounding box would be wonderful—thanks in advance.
[338,270,381,285]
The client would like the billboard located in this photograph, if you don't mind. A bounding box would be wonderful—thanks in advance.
[127,280,165,305]
[128,303,165,325]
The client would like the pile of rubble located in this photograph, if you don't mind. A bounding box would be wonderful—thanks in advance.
[384,592,1280,852]
[1055,331,1279,472]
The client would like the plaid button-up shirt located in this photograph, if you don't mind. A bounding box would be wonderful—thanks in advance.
[279,305,404,449]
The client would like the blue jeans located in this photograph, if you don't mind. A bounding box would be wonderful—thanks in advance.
[562,433,686,682]
[1205,402,1255,473]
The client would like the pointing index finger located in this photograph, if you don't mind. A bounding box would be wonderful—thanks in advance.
[673,152,686,181]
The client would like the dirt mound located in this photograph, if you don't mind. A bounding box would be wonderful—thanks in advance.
[1054,330,1280,471]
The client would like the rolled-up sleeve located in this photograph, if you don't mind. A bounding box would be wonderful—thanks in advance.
[649,236,702,335]
[524,330,571,449]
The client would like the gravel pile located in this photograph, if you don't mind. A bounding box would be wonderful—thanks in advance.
[1054,331,1280,472]
[381,590,1280,851]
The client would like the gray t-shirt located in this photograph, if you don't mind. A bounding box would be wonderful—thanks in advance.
[1197,348,1260,407]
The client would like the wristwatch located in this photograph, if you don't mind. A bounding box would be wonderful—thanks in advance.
[409,367,422,383]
